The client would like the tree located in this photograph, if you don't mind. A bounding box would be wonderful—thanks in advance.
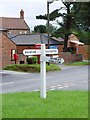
[46,23,57,34]
[34,25,47,33]
[71,2,90,31]
[36,9,62,21]
[36,1,74,51]
[70,2,90,45]
[36,2,90,48]
[61,1,73,51]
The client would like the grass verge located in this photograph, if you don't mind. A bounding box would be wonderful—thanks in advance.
[65,61,90,66]
[3,64,60,72]
[2,90,88,118]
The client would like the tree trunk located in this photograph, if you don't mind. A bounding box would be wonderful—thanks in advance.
[63,3,71,52]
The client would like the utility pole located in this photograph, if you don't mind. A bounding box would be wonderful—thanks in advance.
[47,0,59,49]
[47,1,50,49]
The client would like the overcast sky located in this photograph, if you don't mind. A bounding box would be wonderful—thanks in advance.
[0,0,65,30]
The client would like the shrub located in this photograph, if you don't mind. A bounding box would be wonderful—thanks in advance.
[26,56,37,64]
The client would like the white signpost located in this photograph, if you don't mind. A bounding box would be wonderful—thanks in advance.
[23,44,64,98]
[40,44,46,98]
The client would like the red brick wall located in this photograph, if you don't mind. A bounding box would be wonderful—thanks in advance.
[17,45,35,54]
[0,32,2,69]
[58,52,83,63]
[58,45,64,53]
[1,33,16,68]
[78,45,89,60]
[17,45,35,64]
[58,44,89,60]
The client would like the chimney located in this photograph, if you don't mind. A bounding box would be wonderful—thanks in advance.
[20,9,24,19]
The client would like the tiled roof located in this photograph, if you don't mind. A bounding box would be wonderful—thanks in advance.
[11,34,61,45]
[0,17,30,30]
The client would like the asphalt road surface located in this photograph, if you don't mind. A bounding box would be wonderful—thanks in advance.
[0,65,89,93]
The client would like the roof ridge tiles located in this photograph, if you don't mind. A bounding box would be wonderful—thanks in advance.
[0,17,21,19]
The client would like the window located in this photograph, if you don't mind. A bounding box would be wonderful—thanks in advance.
[20,31,22,34]
[11,49,16,61]
[25,31,27,34]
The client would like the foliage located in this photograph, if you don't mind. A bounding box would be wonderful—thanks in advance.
[36,9,62,21]
[26,56,37,64]
[3,64,40,72]
[71,2,90,31]
[34,23,57,35]
[78,31,90,45]
[2,91,88,118]
[36,2,90,46]
[46,23,57,35]
[34,25,47,33]
[68,2,90,45]
[3,64,60,72]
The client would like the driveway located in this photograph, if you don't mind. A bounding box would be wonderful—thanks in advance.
[0,65,89,93]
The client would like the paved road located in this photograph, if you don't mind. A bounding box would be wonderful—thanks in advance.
[0,65,89,93]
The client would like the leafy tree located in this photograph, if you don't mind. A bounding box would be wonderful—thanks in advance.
[71,2,90,31]
[60,1,73,51]
[36,1,74,51]
[34,25,47,33]
[36,9,62,21]
[70,2,90,45]
[46,23,57,34]
[36,1,90,48]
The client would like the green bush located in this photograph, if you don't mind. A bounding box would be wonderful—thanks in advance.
[26,56,37,64]
[3,64,60,73]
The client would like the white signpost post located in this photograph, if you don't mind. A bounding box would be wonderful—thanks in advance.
[23,44,64,98]
[40,44,46,98]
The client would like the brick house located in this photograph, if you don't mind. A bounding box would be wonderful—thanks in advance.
[58,33,89,63]
[0,9,30,68]
[0,29,16,68]
[67,33,84,54]
[0,9,30,36]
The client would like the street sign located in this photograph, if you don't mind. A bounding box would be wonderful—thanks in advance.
[23,49,58,56]
[40,56,50,62]
[45,49,58,54]
[40,56,64,64]
[23,49,41,56]
[48,57,64,64]
[49,45,57,49]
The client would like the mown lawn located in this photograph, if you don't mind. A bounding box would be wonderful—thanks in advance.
[0,94,2,119]
[66,61,90,66]
[2,90,88,118]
